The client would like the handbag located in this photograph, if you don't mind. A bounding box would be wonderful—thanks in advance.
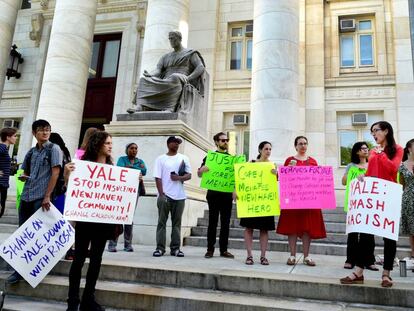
[138,179,146,196]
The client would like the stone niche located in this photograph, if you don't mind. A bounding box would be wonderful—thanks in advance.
[105,118,213,246]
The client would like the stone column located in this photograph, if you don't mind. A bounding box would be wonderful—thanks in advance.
[0,0,22,100]
[392,0,414,144]
[250,0,300,163]
[36,0,97,153]
[305,0,325,162]
[139,0,189,75]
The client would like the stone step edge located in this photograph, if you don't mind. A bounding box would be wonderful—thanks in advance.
[184,236,412,251]
[0,275,411,311]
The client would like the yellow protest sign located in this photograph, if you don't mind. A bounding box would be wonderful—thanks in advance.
[235,162,280,218]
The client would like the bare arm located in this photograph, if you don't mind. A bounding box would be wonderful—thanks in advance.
[171,173,192,182]
[155,178,164,196]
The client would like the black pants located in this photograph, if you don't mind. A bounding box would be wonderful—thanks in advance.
[346,232,375,266]
[355,233,396,271]
[0,186,7,217]
[68,222,108,304]
[206,191,233,253]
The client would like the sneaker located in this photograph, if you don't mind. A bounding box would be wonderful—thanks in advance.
[124,246,134,252]
[6,271,23,284]
[220,251,234,259]
[170,249,184,257]
[107,247,117,253]
[204,250,214,258]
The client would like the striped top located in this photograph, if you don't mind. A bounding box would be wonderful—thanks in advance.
[0,143,11,188]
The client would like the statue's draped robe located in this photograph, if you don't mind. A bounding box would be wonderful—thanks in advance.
[137,49,206,112]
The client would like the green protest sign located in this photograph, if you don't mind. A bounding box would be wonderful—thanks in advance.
[235,162,280,218]
[200,151,246,192]
[14,169,25,210]
[344,165,366,212]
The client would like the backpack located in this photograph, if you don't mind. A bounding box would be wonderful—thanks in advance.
[24,143,67,198]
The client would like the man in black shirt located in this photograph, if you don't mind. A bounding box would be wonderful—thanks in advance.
[198,132,234,259]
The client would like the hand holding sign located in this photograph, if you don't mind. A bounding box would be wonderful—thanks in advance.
[0,204,75,288]
[64,160,140,225]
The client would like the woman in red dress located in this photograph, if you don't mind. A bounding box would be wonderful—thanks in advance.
[276,136,326,266]
[340,121,403,288]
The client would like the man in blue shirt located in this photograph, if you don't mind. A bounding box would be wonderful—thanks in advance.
[0,127,17,217]
[7,119,62,284]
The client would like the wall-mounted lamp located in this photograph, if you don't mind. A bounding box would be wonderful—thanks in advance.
[6,45,24,80]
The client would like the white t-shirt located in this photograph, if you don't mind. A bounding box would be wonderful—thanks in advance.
[153,153,191,200]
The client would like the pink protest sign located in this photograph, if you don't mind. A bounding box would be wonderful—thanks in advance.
[278,166,336,209]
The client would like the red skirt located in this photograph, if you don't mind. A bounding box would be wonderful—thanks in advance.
[276,209,326,239]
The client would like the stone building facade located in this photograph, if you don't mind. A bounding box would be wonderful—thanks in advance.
[1,0,414,185]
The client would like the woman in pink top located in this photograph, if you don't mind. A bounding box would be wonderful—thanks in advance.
[74,127,98,160]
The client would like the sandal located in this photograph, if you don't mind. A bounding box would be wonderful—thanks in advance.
[343,262,354,269]
[260,256,269,265]
[340,272,364,284]
[381,274,393,288]
[245,256,254,265]
[286,256,296,266]
[152,249,164,257]
[366,264,379,271]
[303,257,316,267]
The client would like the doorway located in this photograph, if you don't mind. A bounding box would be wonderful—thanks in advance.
[80,33,122,146]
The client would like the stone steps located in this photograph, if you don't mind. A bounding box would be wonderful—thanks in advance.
[1,249,414,310]
[2,275,411,311]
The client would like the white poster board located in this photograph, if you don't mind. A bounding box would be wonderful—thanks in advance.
[346,177,402,241]
[64,160,140,224]
[0,204,75,288]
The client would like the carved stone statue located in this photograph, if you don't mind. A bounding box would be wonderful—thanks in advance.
[130,31,206,113]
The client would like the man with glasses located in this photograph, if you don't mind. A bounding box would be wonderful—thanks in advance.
[7,119,62,284]
[198,132,235,259]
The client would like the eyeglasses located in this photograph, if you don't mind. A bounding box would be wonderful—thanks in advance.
[371,128,382,135]
[297,142,308,146]
[360,147,369,151]
[219,139,229,142]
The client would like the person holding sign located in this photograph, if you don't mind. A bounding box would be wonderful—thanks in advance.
[399,139,414,260]
[7,120,63,285]
[65,131,116,311]
[240,141,276,265]
[342,142,377,271]
[198,132,235,259]
[108,143,147,252]
[341,121,403,288]
[276,136,326,266]
[153,136,191,257]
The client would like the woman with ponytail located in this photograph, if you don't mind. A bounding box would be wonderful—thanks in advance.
[239,141,276,265]
[399,139,414,259]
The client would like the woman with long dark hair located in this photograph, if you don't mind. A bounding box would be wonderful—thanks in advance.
[342,142,377,270]
[66,131,115,311]
[240,141,276,265]
[276,136,326,266]
[341,121,403,288]
[399,139,414,259]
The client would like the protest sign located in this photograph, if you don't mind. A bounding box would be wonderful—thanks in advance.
[278,166,336,209]
[235,162,280,218]
[200,151,246,193]
[346,177,402,241]
[64,160,140,224]
[343,166,366,212]
[0,204,74,288]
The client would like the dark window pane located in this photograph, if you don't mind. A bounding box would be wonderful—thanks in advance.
[89,42,100,79]
[230,41,242,70]
[102,40,121,78]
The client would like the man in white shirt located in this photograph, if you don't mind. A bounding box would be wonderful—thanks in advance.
[153,136,191,257]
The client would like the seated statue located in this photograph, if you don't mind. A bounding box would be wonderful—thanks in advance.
[133,31,206,113]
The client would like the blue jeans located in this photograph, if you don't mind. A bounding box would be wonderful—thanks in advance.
[18,199,43,226]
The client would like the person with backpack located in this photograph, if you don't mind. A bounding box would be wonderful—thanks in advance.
[6,119,63,284]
